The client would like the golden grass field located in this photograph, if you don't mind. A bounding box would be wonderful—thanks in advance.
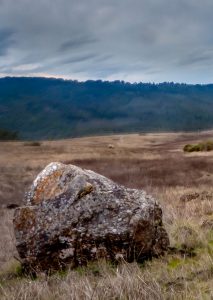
[0,131,213,299]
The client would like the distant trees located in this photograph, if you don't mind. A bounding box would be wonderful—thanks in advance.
[1,77,213,140]
[0,129,19,141]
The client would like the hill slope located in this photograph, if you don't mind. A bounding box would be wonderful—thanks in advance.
[1,77,213,139]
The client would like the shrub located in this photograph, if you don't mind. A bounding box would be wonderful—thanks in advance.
[183,141,213,152]
[183,144,193,152]
[24,141,41,147]
[206,140,213,151]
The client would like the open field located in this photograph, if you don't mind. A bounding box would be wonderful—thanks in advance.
[0,131,213,299]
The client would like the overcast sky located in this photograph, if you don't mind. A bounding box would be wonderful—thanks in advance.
[0,0,213,83]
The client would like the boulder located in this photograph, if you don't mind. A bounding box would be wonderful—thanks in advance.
[13,162,169,273]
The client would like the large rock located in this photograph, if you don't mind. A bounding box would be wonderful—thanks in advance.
[13,162,169,273]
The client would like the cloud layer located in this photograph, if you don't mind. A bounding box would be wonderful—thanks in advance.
[0,0,213,83]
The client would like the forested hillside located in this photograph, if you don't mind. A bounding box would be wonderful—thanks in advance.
[1,77,213,140]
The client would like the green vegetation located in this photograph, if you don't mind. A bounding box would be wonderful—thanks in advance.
[1,77,213,140]
[183,141,213,152]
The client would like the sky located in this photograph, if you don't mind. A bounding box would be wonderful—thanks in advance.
[0,0,213,83]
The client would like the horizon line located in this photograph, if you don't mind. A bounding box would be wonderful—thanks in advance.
[1,75,213,86]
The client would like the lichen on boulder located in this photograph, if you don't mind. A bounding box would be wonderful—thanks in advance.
[13,162,169,273]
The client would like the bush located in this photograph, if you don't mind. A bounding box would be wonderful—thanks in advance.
[183,144,193,152]
[24,141,41,147]
[183,141,213,152]
[206,140,213,151]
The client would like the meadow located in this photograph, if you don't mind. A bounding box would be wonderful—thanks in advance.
[0,131,212,299]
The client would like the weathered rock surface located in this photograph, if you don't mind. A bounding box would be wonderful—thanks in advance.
[13,162,169,273]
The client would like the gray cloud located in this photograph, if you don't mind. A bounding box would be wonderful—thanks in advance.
[61,53,98,64]
[0,28,15,56]
[59,37,98,52]
[177,51,213,67]
[0,0,213,83]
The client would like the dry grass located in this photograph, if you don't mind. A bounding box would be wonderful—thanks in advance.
[0,130,213,299]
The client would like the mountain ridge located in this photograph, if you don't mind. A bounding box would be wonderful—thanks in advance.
[1,77,213,140]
